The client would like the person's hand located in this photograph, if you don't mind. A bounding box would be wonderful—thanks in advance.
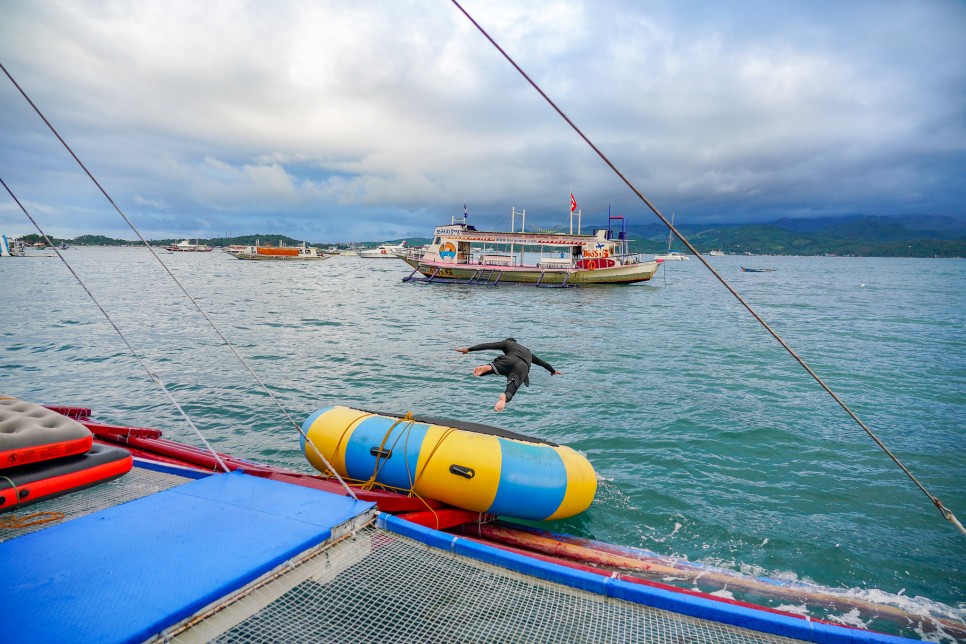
[494,394,506,412]
[455,347,469,354]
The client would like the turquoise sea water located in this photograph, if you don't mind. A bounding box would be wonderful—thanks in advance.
[2,248,964,640]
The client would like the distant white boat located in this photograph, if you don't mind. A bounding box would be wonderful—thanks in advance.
[709,249,725,256]
[654,250,689,261]
[164,239,212,252]
[654,213,689,261]
[359,241,407,258]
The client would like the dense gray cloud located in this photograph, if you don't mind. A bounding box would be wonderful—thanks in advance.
[1,0,964,241]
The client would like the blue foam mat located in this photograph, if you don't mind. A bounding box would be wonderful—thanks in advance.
[2,470,374,644]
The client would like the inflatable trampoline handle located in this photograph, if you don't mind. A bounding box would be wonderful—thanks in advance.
[449,464,476,479]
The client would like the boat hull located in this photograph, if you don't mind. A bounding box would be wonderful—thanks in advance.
[227,243,330,260]
[405,259,660,284]
[359,251,402,258]
[301,406,597,520]
[231,253,329,261]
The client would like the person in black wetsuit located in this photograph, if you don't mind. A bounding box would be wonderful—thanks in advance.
[455,338,561,411]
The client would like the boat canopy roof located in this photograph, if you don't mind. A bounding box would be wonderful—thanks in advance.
[436,227,607,247]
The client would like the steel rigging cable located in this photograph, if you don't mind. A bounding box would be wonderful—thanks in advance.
[449,0,963,537]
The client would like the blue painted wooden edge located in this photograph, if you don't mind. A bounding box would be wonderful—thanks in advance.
[132,456,211,479]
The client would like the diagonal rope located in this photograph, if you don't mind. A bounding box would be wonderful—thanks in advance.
[0,60,357,500]
[1,176,230,474]
[449,0,964,536]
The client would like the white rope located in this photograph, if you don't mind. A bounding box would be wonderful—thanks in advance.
[1,62,356,499]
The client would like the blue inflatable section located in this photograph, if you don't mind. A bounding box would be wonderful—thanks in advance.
[489,438,567,519]
[343,416,429,489]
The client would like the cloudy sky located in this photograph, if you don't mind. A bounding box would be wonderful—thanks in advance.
[1,0,964,242]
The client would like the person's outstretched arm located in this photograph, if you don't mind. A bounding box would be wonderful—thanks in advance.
[464,340,509,353]
[532,354,561,375]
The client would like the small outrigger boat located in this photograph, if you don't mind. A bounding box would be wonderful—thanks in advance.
[227,240,330,261]
[403,211,660,286]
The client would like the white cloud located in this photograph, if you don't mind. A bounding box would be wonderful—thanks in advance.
[1,0,963,240]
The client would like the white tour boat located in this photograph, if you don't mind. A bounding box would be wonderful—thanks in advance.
[403,211,660,286]
[359,241,408,258]
[163,239,213,252]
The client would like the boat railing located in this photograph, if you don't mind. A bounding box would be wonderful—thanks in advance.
[480,253,514,266]
[403,265,502,286]
[537,258,573,269]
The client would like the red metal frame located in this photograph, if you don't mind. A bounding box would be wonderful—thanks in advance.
[76,418,447,514]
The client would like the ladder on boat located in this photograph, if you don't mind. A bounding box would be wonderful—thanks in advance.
[536,270,577,288]
[403,266,439,283]
[468,269,501,285]
[404,266,576,287]
[403,266,502,286]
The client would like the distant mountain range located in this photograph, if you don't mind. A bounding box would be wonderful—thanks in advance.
[15,214,965,258]
[611,214,966,257]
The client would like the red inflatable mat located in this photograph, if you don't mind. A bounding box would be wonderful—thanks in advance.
[0,397,93,469]
[0,443,132,511]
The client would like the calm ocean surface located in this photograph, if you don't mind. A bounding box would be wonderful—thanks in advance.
[2,248,964,638]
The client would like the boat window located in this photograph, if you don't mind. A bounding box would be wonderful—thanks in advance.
[432,237,440,245]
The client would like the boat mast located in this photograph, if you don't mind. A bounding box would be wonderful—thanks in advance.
[667,212,675,253]
[510,207,515,261]
[519,208,526,265]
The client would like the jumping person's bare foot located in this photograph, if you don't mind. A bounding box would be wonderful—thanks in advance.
[473,364,493,377]
[494,394,506,412]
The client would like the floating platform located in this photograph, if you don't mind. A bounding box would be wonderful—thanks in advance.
[302,406,597,520]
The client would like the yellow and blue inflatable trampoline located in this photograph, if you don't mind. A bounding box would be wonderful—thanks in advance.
[302,406,596,521]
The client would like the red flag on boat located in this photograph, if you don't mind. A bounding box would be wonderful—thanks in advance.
[570,193,577,213]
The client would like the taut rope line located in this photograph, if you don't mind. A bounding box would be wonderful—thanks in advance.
[449,0,964,536]
[0,176,231,475]
[0,61,356,499]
